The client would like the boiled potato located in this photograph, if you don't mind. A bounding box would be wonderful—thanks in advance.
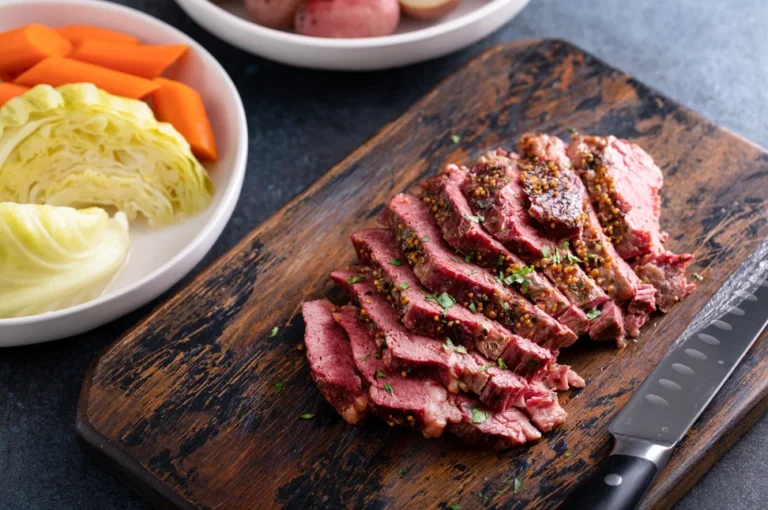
[399,0,460,20]
[295,0,401,38]
[245,0,303,30]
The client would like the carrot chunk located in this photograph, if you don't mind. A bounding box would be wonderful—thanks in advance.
[15,57,159,99]
[151,78,218,161]
[0,83,30,107]
[54,25,140,45]
[70,41,188,79]
[0,24,72,75]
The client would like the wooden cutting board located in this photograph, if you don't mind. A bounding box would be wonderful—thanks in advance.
[76,40,768,510]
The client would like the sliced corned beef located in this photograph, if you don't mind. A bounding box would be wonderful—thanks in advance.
[302,300,368,425]
[334,305,461,438]
[348,229,554,373]
[524,385,569,433]
[463,150,610,311]
[568,133,666,258]
[419,166,589,336]
[517,133,587,237]
[379,195,578,350]
[587,300,626,347]
[634,251,697,312]
[534,364,586,391]
[625,311,651,338]
[449,394,542,449]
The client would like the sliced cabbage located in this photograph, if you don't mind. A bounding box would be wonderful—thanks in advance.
[0,83,213,227]
[0,203,130,319]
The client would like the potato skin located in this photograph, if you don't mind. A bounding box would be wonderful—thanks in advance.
[295,0,401,38]
[400,0,460,20]
[245,0,303,30]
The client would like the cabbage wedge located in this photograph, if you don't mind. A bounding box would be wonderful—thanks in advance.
[0,203,130,319]
[0,83,213,227]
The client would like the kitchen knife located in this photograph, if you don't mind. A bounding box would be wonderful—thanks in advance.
[562,240,768,510]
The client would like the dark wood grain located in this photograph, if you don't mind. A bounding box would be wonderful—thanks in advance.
[76,40,768,510]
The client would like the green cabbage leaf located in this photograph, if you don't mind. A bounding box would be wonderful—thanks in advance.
[0,84,213,227]
[0,203,130,318]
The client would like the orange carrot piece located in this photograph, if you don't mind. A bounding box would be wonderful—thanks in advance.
[151,78,218,161]
[0,24,72,75]
[0,83,30,106]
[70,41,188,79]
[15,57,159,99]
[54,25,140,45]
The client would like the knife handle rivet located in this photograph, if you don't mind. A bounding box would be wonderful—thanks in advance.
[604,474,623,486]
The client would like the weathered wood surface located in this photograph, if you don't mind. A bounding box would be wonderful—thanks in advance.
[76,40,768,510]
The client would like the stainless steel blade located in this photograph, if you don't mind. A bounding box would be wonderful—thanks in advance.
[609,240,768,446]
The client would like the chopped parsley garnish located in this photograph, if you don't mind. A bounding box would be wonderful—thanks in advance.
[471,408,490,424]
[388,258,402,266]
[541,246,551,259]
[451,134,461,144]
[466,214,484,223]
[497,266,535,287]
[383,383,394,394]
[375,370,386,379]
[479,363,494,371]
[497,254,505,266]
[448,504,461,510]
[564,452,571,458]
[464,252,475,263]
[360,354,369,361]
[346,276,366,284]
[374,352,382,359]
[586,309,602,320]
[497,358,508,370]
[567,127,577,133]
[693,273,704,281]
[586,253,599,260]
[270,326,279,337]
[437,292,456,313]
[566,252,583,264]
[399,282,410,289]
[397,468,406,477]
[422,236,430,243]
[513,477,523,494]
[274,382,284,395]
[468,303,478,313]
[562,240,570,250]
[553,248,562,265]
[444,337,468,354]
[299,413,315,420]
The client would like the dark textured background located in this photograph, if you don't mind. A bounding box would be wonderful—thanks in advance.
[1,0,766,508]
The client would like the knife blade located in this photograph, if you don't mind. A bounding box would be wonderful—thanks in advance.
[562,240,768,510]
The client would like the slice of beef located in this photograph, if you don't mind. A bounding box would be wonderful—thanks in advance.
[517,133,587,237]
[330,271,566,421]
[625,311,651,338]
[634,251,696,312]
[302,300,368,425]
[568,133,666,258]
[534,364,586,391]
[379,195,578,349]
[419,166,589,335]
[587,300,626,347]
[348,229,554,373]
[449,394,542,449]
[463,150,609,311]
[334,305,461,438]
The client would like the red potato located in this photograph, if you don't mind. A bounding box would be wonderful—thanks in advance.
[244,0,303,30]
[295,0,400,38]
[399,0,460,20]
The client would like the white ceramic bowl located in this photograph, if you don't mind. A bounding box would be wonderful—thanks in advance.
[0,0,248,347]
[174,0,531,70]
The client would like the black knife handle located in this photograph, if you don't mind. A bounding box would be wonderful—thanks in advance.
[560,454,657,510]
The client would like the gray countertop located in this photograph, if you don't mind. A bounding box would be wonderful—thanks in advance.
[1,0,766,508]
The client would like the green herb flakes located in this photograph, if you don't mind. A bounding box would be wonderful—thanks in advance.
[586,309,602,320]
[274,382,283,395]
[269,326,279,337]
[299,413,315,420]
[541,246,551,259]
[375,370,386,379]
[471,407,490,424]
[567,127,577,133]
[468,303,478,313]
[513,477,522,494]
[448,504,461,510]
[466,214,484,223]
[497,358,508,370]
[497,254,505,266]
[360,354,369,361]
[693,273,704,281]
[397,468,406,477]
[388,258,402,266]
[479,363,494,371]
[383,383,394,395]
[464,252,474,263]
[398,282,410,289]
[564,452,571,458]
[566,252,583,264]
[422,236,430,243]
[346,276,366,284]
[451,134,461,144]
[437,292,456,313]
[586,253,599,260]
[444,337,468,355]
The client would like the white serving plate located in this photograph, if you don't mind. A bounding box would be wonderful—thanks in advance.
[174,0,531,70]
[0,0,248,347]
